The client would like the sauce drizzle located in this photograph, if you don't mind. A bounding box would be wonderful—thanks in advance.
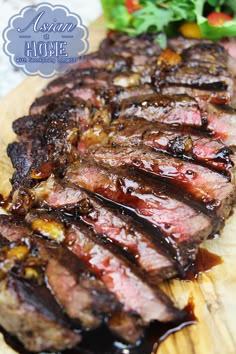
[184,247,223,281]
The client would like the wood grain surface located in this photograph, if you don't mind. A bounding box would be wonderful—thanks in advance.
[0,16,236,354]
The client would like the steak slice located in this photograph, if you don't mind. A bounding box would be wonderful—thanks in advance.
[64,221,182,324]
[30,83,155,117]
[159,41,233,105]
[162,42,233,106]
[181,42,228,68]
[0,275,81,352]
[109,85,155,105]
[111,118,233,173]
[77,52,131,72]
[161,65,230,91]
[0,215,119,331]
[0,233,81,352]
[29,88,93,121]
[99,32,162,57]
[44,68,111,94]
[21,176,177,281]
[91,145,236,219]
[44,68,145,96]
[22,210,182,339]
[66,161,213,264]
[0,216,144,345]
[116,93,204,127]
[168,37,210,53]
[201,103,236,148]
[161,85,231,106]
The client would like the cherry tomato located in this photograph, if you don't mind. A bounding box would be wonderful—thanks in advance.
[207,12,233,27]
[125,0,142,14]
[179,22,202,39]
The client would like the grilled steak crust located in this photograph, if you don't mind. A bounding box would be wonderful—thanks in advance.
[8,110,80,188]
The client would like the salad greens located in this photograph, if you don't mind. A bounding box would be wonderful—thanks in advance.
[101,0,236,45]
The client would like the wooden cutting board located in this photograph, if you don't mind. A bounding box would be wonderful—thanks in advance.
[0,16,236,354]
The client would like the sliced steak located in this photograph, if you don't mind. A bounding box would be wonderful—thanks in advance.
[64,221,182,324]
[116,93,204,127]
[201,103,236,148]
[19,176,177,281]
[0,234,81,352]
[91,146,236,219]
[181,42,228,67]
[0,215,32,240]
[161,85,232,105]
[161,64,228,91]
[157,48,233,105]
[111,118,233,173]
[22,210,182,338]
[168,37,210,53]
[0,275,81,352]
[30,88,93,119]
[0,215,119,331]
[44,68,111,94]
[66,161,213,264]
[99,32,162,64]
[77,52,131,72]
[109,85,155,104]
[44,68,145,96]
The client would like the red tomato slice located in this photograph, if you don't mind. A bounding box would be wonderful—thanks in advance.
[125,0,142,14]
[207,12,233,27]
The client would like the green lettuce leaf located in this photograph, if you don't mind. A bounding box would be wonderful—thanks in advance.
[101,0,236,41]
[198,16,236,40]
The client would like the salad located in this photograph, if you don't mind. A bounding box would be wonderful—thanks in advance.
[101,0,236,47]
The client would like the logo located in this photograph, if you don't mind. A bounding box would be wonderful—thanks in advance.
[3,3,89,78]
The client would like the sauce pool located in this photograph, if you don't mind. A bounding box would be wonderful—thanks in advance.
[1,297,196,354]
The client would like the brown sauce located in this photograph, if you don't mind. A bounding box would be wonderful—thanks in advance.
[183,247,223,281]
[1,297,196,354]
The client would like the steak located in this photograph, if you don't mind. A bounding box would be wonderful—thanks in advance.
[113,92,236,145]
[2,31,236,353]
[22,176,177,281]
[0,215,142,344]
[116,93,204,127]
[90,145,236,219]
[19,210,184,331]
[110,118,233,174]
[0,232,81,352]
[64,222,182,324]
[0,215,119,328]
[66,160,213,264]
[8,110,80,188]
[201,102,236,147]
